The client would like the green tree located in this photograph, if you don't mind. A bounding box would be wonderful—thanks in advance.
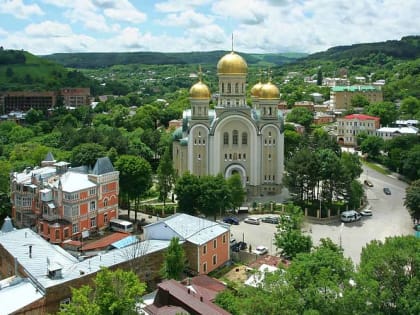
[174,172,202,215]
[404,179,420,220]
[275,228,312,259]
[59,268,146,315]
[316,68,323,86]
[157,148,176,209]
[401,144,420,181]
[227,173,245,212]
[360,135,384,160]
[350,94,370,107]
[286,107,314,132]
[364,101,398,127]
[356,236,420,315]
[399,96,420,119]
[160,237,186,280]
[8,125,35,143]
[115,155,152,220]
[71,143,107,167]
[199,174,231,220]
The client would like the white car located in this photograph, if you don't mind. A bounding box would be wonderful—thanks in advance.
[360,209,373,216]
[244,217,260,225]
[252,245,268,255]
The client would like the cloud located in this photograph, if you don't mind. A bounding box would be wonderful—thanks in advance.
[24,21,73,38]
[0,0,44,19]
[160,10,213,28]
[155,0,212,13]
[211,0,268,25]
[103,0,147,24]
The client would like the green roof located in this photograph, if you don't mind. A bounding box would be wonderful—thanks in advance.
[332,85,380,92]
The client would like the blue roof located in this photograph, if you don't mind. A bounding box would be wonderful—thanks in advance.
[111,235,139,249]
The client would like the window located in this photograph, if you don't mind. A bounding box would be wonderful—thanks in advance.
[72,223,79,234]
[213,239,217,249]
[268,154,272,160]
[89,188,96,195]
[40,223,43,232]
[222,83,224,93]
[223,132,229,145]
[212,255,217,265]
[235,83,239,93]
[243,153,246,160]
[203,245,207,254]
[203,262,207,273]
[104,213,108,223]
[55,229,59,240]
[242,132,248,145]
[64,228,69,239]
[227,83,231,93]
[104,198,108,207]
[90,217,96,227]
[233,130,238,145]
[224,154,228,160]
[238,153,241,160]
[222,234,226,243]
[197,154,201,160]
[90,201,96,211]
[198,131,201,137]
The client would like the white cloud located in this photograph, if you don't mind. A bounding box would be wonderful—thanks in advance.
[0,0,44,19]
[103,0,147,24]
[24,21,73,37]
[160,9,213,28]
[155,0,212,12]
[0,27,8,37]
[211,0,268,25]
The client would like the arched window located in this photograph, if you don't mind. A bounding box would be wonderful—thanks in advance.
[104,198,108,207]
[222,83,224,93]
[232,130,238,145]
[233,153,237,160]
[235,83,239,93]
[223,132,229,145]
[242,132,248,145]
[227,83,231,93]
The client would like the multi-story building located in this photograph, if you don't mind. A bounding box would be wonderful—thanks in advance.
[330,85,383,110]
[10,152,119,243]
[59,87,91,107]
[1,91,56,113]
[336,114,380,146]
[376,126,418,141]
[172,51,284,196]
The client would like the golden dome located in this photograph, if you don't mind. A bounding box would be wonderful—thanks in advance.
[189,81,210,99]
[217,51,248,74]
[250,82,263,97]
[260,82,280,99]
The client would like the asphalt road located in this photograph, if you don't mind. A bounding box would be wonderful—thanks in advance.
[229,165,413,265]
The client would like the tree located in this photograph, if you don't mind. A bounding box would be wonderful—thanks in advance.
[364,101,398,127]
[401,144,420,181]
[275,228,312,259]
[399,96,420,119]
[71,143,107,167]
[356,236,420,315]
[404,179,420,220]
[115,155,152,221]
[156,148,176,209]
[174,172,202,215]
[227,173,245,212]
[59,268,146,315]
[286,107,314,132]
[316,68,323,86]
[350,94,370,107]
[360,135,384,159]
[160,237,186,280]
[199,174,231,220]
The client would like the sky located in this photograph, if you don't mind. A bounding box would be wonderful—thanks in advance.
[0,0,419,55]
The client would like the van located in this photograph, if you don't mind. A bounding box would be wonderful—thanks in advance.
[341,210,361,223]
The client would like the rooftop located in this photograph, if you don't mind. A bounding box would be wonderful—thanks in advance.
[343,114,380,121]
[332,85,380,92]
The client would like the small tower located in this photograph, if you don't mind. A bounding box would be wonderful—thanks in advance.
[190,65,210,120]
[259,70,280,120]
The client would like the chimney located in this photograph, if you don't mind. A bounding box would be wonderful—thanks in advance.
[187,288,190,294]
[200,296,203,302]
[29,245,32,258]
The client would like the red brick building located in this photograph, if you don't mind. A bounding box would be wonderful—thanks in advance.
[10,153,119,243]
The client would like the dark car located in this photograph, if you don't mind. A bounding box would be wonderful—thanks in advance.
[364,180,373,187]
[223,217,239,225]
[383,187,391,195]
[261,216,280,224]
[231,241,247,252]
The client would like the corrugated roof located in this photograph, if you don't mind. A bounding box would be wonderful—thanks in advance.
[81,232,130,251]
[111,235,139,249]
[146,213,229,246]
[344,114,380,121]
[0,228,170,291]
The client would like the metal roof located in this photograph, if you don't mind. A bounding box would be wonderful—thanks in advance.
[146,213,229,246]
[0,228,170,291]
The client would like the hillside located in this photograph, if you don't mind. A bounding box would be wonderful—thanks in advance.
[41,51,307,69]
[0,49,94,92]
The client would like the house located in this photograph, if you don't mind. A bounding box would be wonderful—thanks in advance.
[144,213,231,275]
[376,126,418,141]
[0,227,170,314]
[10,152,119,244]
[336,114,380,146]
[143,279,230,315]
[330,85,383,110]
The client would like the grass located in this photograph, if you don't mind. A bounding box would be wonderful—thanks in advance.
[362,160,391,175]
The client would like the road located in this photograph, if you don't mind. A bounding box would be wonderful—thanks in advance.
[229,165,413,265]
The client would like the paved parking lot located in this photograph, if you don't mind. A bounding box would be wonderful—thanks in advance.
[229,165,413,265]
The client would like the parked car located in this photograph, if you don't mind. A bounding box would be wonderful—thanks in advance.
[364,179,373,187]
[252,245,268,255]
[231,241,247,252]
[341,210,362,223]
[261,216,279,224]
[244,217,260,225]
[223,217,239,225]
[359,209,373,216]
[383,187,391,195]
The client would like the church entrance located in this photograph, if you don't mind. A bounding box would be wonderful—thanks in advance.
[224,164,247,187]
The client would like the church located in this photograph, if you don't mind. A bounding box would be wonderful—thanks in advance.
[172,50,284,196]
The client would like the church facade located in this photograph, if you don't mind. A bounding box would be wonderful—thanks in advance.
[173,51,284,196]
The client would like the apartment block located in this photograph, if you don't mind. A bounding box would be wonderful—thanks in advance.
[336,114,380,146]
[330,85,383,110]
[59,87,91,107]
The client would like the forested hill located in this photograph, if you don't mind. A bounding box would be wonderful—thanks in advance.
[41,51,307,69]
[304,35,420,61]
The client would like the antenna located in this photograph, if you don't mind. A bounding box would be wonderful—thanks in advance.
[198,65,202,82]
[231,33,234,52]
